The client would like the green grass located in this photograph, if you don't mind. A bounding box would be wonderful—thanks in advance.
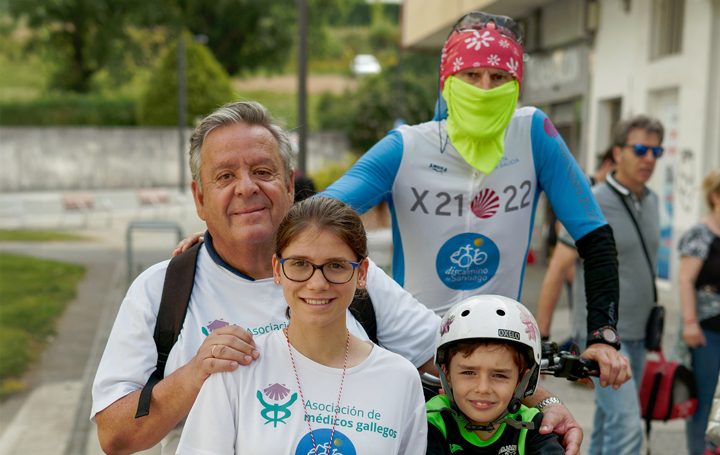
[0,253,86,396]
[0,230,89,242]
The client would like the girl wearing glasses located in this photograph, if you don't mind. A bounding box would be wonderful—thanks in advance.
[177,196,427,455]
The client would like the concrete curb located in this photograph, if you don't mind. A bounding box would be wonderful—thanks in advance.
[0,381,82,455]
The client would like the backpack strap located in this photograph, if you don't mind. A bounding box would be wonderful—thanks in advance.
[348,290,378,345]
[643,367,664,455]
[607,183,657,302]
[135,242,202,418]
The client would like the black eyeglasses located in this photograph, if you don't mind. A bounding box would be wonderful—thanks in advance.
[451,11,524,45]
[625,144,664,158]
[277,257,362,284]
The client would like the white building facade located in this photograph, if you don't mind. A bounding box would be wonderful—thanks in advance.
[587,0,720,293]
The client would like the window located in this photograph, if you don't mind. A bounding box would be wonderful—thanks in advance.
[650,0,685,59]
[596,98,622,157]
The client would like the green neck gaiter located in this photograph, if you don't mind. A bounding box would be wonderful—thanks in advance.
[442,76,520,174]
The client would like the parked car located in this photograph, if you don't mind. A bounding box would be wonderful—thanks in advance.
[350,54,382,76]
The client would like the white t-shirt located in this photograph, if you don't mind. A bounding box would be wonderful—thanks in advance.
[177,330,428,455]
[91,241,439,455]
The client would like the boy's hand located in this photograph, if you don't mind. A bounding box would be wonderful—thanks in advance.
[538,403,583,455]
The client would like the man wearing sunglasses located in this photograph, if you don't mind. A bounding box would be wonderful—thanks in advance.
[322,11,630,454]
[536,115,664,455]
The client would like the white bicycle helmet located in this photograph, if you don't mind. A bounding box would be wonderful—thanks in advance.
[433,294,542,431]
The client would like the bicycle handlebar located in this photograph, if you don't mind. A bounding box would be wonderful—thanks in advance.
[539,342,599,381]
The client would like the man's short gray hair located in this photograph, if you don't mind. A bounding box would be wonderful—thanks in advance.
[189,101,294,189]
[613,115,665,147]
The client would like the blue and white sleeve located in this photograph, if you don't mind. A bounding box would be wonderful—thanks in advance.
[530,109,607,241]
[322,130,404,215]
[531,110,619,334]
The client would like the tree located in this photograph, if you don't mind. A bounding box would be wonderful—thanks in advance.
[6,0,344,93]
[179,0,346,75]
[137,35,233,126]
[317,53,439,153]
[5,0,170,93]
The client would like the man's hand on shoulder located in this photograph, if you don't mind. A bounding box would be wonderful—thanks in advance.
[95,325,260,455]
[186,325,259,390]
[538,402,583,455]
[172,231,205,257]
[580,343,630,390]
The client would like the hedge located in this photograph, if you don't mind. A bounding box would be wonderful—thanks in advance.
[137,35,234,126]
[0,96,136,126]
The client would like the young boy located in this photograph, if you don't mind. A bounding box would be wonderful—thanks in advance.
[427,295,565,454]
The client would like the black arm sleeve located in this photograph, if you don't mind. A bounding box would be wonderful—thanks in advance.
[426,424,451,455]
[575,224,619,335]
[527,413,566,454]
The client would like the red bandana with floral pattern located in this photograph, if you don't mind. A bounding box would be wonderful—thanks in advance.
[440,26,524,92]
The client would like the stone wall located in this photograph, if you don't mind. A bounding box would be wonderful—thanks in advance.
[0,127,350,192]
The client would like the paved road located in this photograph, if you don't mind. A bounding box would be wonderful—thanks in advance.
[0,189,691,455]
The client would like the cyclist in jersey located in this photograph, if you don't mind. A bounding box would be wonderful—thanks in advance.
[177,197,427,455]
[321,12,630,393]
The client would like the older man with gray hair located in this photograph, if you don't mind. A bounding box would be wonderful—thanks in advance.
[90,101,440,455]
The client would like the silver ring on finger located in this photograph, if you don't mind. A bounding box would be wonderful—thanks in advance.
[211,345,217,357]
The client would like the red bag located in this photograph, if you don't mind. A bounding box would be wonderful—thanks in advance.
[638,351,698,454]
[639,351,697,420]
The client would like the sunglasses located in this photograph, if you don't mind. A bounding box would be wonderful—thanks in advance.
[625,144,664,158]
[451,11,524,45]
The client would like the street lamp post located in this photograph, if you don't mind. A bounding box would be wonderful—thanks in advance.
[297,0,308,176]
[177,34,209,193]
[177,35,187,193]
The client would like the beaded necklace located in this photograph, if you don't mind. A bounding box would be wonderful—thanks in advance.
[285,327,349,454]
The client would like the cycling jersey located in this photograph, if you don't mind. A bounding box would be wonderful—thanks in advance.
[324,107,607,317]
[426,395,564,454]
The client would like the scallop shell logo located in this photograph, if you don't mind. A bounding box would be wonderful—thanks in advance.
[544,117,559,138]
[264,383,291,400]
[471,189,500,219]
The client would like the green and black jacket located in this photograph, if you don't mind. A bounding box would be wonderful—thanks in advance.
[426,395,565,455]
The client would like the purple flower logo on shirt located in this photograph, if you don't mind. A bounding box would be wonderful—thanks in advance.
[201,319,229,336]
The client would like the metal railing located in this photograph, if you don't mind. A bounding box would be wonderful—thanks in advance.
[126,221,184,284]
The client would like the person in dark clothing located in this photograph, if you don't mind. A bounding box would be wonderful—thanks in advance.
[293,173,316,203]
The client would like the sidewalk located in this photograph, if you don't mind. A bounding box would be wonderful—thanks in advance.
[0,188,690,455]
[0,189,204,455]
